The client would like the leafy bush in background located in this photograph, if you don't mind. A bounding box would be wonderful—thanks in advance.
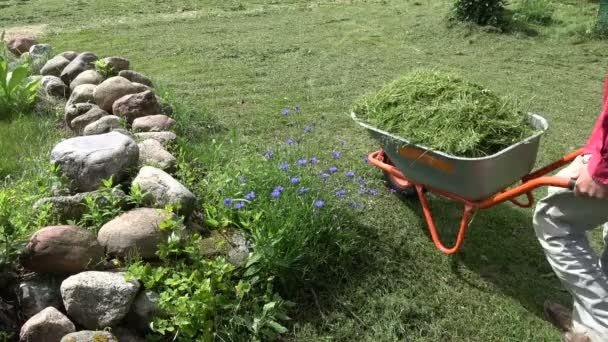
[0,56,40,120]
[453,0,507,26]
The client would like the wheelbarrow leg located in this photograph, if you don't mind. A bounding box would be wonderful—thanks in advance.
[415,185,476,255]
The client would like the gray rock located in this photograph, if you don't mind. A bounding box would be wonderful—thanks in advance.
[132,114,175,132]
[59,51,79,61]
[101,57,130,73]
[41,76,69,98]
[112,90,163,123]
[60,52,98,84]
[138,139,176,171]
[60,271,140,329]
[21,225,105,273]
[33,189,127,222]
[93,76,142,113]
[7,37,37,56]
[127,290,160,332]
[83,115,122,136]
[65,103,98,129]
[134,131,177,147]
[199,230,251,268]
[97,208,171,259]
[118,70,153,87]
[132,166,196,216]
[60,330,117,342]
[70,70,104,91]
[40,55,70,77]
[70,107,109,135]
[20,307,75,342]
[65,83,96,108]
[29,44,54,58]
[227,232,251,267]
[50,132,139,192]
[19,276,64,319]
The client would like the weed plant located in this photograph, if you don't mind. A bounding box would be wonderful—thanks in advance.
[352,69,532,157]
[452,0,507,26]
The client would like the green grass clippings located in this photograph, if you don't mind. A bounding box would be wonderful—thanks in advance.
[353,69,533,157]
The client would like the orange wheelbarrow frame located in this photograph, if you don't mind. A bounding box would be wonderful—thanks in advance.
[368,148,584,254]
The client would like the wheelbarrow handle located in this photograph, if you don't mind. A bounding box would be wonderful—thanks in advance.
[568,178,577,191]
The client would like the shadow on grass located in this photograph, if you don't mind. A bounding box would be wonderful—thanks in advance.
[398,192,570,320]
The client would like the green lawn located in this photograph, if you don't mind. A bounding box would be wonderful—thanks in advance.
[2,0,607,340]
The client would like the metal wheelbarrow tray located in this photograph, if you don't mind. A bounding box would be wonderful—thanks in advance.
[354,112,583,254]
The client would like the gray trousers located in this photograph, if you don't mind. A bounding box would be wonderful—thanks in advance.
[534,155,608,341]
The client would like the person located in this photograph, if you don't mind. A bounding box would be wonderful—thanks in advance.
[534,78,608,342]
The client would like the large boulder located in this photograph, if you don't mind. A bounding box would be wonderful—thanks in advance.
[138,139,176,171]
[33,189,127,222]
[83,115,122,136]
[65,103,98,129]
[134,131,177,147]
[93,76,146,113]
[126,290,160,332]
[118,70,153,87]
[132,166,196,215]
[59,51,79,61]
[19,307,75,342]
[97,208,171,259]
[70,107,109,135]
[41,76,69,98]
[132,114,175,132]
[50,132,139,192]
[21,225,105,273]
[65,83,96,108]
[60,271,140,329]
[60,331,117,342]
[101,56,130,73]
[60,52,98,84]
[7,37,37,56]
[19,275,64,319]
[40,55,71,77]
[29,44,54,57]
[112,90,163,123]
[70,70,104,91]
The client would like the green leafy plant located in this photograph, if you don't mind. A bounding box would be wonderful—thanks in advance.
[0,190,28,267]
[79,177,125,234]
[94,60,116,78]
[0,56,40,120]
[452,0,507,26]
[126,183,146,207]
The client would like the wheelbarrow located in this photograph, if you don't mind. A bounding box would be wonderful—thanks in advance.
[353,112,583,254]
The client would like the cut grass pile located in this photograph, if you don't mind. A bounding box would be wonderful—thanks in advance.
[353,69,533,157]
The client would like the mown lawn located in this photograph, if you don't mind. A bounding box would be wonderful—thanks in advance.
[2,0,607,340]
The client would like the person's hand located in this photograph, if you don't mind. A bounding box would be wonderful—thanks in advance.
[574,165,608,199]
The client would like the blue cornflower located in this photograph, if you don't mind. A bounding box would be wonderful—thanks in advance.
[349,201,362,209]
[291,177,300,184]
[345,171,355,178]
[321,173,330,179]
[271,190,281,198]
[332,152,341,159]
[294,104,300,111]
[244,192,256,200]
[240,176,248,183]
[359,188,367,194]
[274,186,285,192]
[328,167,338,173]
[297,159,308,166]
[282,108,290,115]
[390,188,397,193]
[305,126,312,132]
[369,189,378,196]
[223,198,233,207]
[264,150,274,158]
[235,201,245,209]
[299,188,308,193]
[279,163,289,170]
[335,189,347,197]
[356,177,365,184]
[286,139,294,145]
[310,157,319,164]
[362,156,369,162]
[314,200,325,208]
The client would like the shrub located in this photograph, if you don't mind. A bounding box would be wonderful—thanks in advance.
[0,56,41,120]
[452,0,507,26]
[514,0,554,25]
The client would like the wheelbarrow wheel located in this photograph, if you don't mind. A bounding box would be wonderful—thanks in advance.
[381,152,417,197]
